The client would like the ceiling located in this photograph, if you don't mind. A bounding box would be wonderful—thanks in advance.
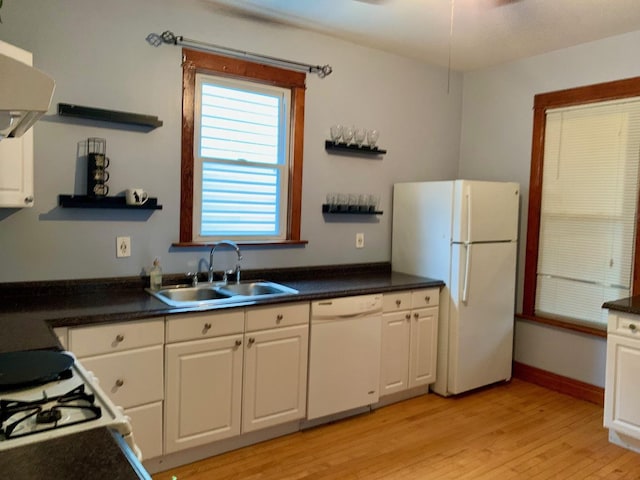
[204,0,640,71]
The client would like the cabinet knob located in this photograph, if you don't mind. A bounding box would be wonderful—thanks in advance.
[414,312,419,319]
[396,299,402,307]
[248,337,255,345]
[115,378,124,387]
[204,323,212,331]
[425,296,430,303]
[24,196,33,204]
[405,313,411,321]
[276,314,284,322]
[115,334,124,343]
[235,339,242,346]
[630,324,637,331]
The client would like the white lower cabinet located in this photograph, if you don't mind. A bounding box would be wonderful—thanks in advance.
[243,303,309,433]
[163,303,309,454]
[68,318,165,460]
[605,312,640,450]
[164,310,244,454]
[380,289,439,397]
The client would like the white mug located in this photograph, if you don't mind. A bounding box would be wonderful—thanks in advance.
[126,188,148,206]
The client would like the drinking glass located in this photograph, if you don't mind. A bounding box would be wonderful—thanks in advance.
[354,128,366,147]
[342,125,355,145]
[330,124,343,144]
[367,129,380,148]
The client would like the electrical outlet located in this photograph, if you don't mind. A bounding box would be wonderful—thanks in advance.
[356,232,365,249]
[116,236,131,258]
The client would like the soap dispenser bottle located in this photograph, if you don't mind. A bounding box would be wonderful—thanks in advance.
[150,258,162,291]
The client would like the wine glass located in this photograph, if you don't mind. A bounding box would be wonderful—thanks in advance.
[342,125,355,145]
[330,124,343,144]
[354,128,366,147]
[367,129,380,148]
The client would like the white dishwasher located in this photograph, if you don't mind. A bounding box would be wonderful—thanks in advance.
[307,294,383,420]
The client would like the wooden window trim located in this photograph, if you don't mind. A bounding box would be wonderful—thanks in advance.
[179,48,306,245]
[523,76,640,333]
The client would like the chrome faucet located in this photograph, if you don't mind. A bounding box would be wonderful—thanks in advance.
[208,240,242,284]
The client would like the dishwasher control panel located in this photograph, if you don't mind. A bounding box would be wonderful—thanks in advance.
[311,294,383,318]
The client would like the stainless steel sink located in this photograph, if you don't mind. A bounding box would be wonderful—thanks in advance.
[217,281,298,297]
[147,280,298,308]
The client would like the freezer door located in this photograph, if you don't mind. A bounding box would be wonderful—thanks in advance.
[452,180,519,243]
[448,242,517,394]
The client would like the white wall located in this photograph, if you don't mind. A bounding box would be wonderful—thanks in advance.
[459,30,640,387]
[0,0,463,282]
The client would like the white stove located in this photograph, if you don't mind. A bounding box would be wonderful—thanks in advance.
[0,353,140,458]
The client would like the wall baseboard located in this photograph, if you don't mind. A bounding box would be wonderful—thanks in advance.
[512,361,604,406]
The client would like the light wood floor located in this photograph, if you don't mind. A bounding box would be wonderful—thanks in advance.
[152,379,640,479]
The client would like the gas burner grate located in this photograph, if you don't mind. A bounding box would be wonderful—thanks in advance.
[0,385,102,440]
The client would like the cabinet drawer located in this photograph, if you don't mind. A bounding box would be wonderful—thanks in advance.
[166,309,244,343]
[69,318,164,357]
[125,401,163,460]
[246,302,309,331]
[411,288,439,308]
[383,292,412,312]
[609,313,640,338]
[79,345,164,408]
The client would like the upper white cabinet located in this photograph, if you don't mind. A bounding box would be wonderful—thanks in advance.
[69,318,165,460]
[605,311,640,453]
[380,288,438,397]
[0,41,34,208]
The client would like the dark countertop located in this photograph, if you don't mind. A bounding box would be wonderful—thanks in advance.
[0,265,443,334]
[603,295,640,315]
[0,427,150,480]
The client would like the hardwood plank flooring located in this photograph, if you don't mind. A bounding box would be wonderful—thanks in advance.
[152,379,640,479]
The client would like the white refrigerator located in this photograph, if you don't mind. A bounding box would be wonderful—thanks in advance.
[392,180,519,396]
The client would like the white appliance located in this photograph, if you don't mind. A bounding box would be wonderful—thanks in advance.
[392,180,519,396]
[307,294,383,420]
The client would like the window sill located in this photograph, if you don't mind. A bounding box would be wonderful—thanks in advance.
[172,240,309,248]
[516,313,606,338]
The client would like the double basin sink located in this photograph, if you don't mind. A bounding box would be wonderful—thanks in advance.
[147,280,299,308]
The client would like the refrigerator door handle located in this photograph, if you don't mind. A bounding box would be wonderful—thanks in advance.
[462,243,471,304]
[466,184,472,244]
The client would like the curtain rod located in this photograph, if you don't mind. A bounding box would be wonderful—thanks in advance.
[146,30,332,78]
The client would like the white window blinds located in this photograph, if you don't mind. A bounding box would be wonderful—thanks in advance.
[193,75,290,241]
[535,99,640,326]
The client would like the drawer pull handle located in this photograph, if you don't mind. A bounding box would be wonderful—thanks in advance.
[276,314,284,322]
[115,378,124,387]
[248,337,255,345]
[235,339,242,346]
[630,324,637,331]
[396,299,402,307]
[204,323,212,331]
[115,334,124,343]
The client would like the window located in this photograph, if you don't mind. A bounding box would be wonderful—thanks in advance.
[179,48,307,245]
[523,77,640,335]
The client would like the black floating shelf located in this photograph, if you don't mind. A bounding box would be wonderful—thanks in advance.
[58,103,163,129]
[322,204,383,215]
[324,140,387,155]
[59,195,163,210]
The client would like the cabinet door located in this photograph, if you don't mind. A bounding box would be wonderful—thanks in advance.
[125,401,163,460]
[605,333,640,438]
[242,325,308,433]
[409,307,438,388]
[380,311,411,396]
[165,334,243,453]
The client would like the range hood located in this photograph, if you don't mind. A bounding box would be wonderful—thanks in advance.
[0,53,55,140]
